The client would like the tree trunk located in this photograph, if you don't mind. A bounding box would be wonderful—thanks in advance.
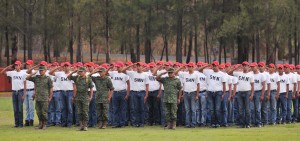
[252,34,255,62]
[0,33,3,66]
[184,33,187,56]
[105,0,110,63]
[23,8,27,63]
[43,0,48,62]
[194,25,198,63]
[144,7,152,63]
[223,39,227,63]
[186,31,193,63]
[204,19,209,63]
[237,34,249,63]
[11,35,18,64]
[218,37,223,63]
[255,33,260,62]
[5,0,9,65]
[288,33,292,64]
[76,15,82,62]
[27,10,33,60]
[68,6,74,63]
[136,24,140,62]
[89,7,93,62]
[130,29,136,63]
[176,3,183,63]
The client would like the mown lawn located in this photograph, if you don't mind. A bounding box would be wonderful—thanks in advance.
[0,97,300,141]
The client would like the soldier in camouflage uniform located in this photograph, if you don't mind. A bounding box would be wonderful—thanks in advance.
[156,68,182,129]
[26,66,53,130]
[90,67,114,129]
[67,67,94,131]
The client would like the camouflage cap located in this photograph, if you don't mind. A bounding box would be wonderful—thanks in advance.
[97,67,106,72]
[78,67,86,72]
[39,66,47,71]
[167,68,175,73]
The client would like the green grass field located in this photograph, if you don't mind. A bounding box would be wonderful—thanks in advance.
[1,97,300,141]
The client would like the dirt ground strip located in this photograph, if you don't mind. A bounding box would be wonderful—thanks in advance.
[0,92,12,97]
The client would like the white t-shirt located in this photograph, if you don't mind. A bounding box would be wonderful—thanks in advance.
[268,73,280,90]
[50,75,60,91]
[6,70,27,90]
[146,71,160,92]
[233,71,254,92]
[109,71,129,91]
[86,72,98,91]
[222,72,232,91]
[196,71,207,91]
[54,71,74,91]
[232,76,238,92]
[203,69,226,92]
[126,71,149,91]
[181,72,199,93]
[279,74,290,93]
[285,73,297,92]
[253,72,266,91]
[21,70,35,89]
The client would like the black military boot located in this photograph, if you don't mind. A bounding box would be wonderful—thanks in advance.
[25,120,30,126]
[29,120,34,126]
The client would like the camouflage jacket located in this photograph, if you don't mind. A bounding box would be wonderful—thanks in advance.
[28,75,53,102]
[157,77,182,103]
[92,76,114,103]
[70,75,93,101]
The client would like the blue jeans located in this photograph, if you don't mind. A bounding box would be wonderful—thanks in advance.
[221,91,230,126]
[233,93,239,125]
[253,91,262,125]
[132,91,146,126]
[196,91,207,125]
[129,91,135,125]
[286,91,293,122]
[61,90,73,126]
[112,90,127,126]
[24,90,34,121]
[184,91,197,127]
[147,90,160,124]
[227,95,234,125]
[293,97,299,122]
[269,90,277,124]
[50,91,61,125]
[277,93,287,123]
[207,91,222,125]
[176,96,185,126]
[261,92,269,125]
[88,91,97,126]
[237,91,251,126]
[108,100,114,125]
[12,91,24,127]
[159,91,166,125]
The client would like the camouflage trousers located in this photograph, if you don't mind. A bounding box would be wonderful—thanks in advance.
[36,101,48,122]
[96,103,109,122]
[76,100,89,122]
[164,103,178,122]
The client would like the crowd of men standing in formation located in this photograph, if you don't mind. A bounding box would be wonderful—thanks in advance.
[1,59,300,131]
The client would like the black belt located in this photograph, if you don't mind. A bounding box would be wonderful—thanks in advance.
[60,90,73,92]
[184,91,196,94]
[208,91,222,93]
[200,90,206,93]
[26,89,34,91]
[270,90,277,92]
[53,90,60,93]
[12,89,24,92]
[114,90,126,93]
[149,90,159,93]
[131,90,145,93]
[255,90,262,92]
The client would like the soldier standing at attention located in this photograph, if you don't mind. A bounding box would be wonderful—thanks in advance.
[26,65,53,130]
[156,68,182,129]
[67,67,94,131]
[89,67,114,129]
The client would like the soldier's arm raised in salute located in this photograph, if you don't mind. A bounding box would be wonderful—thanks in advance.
[121,64,135,74]
[26,64,39,74]
[0,64,14,75]
[67,70,78,80]
[49,66,62,76]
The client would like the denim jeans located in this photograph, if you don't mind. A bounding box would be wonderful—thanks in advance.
[12,91,24,127]
[48,91,62,125]
[61,90,73,126]
[233,93,239,125]
[147,90,160,124]
[276,93,287,123]
[132,91,146,126]
[24,90,34,121]
[269,90,277,124]
[207,91,222,125]
[237,91,251,126]
[184,91,197,127]
[293,97,299,122]
[253,91,262,125]
[227,95,234,125]
[159,91,166,125]
[129,91,135,125]
[88,91,97,126]
[112,90,127,126]
[286,91,293,122]
[261,92,269,125]
[196,91,207,125]
[221,91,230,126]
[176,96,185,126]
[108,100,114,125]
